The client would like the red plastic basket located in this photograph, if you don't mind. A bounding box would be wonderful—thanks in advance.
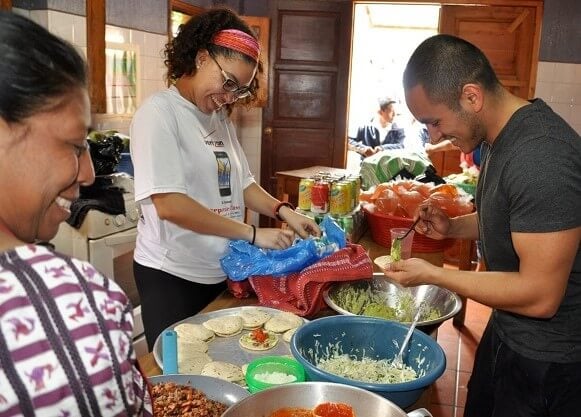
[362,206,454,253]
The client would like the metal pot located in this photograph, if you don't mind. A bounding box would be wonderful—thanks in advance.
[222,382,432,417]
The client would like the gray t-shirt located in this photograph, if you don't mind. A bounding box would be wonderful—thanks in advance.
[476,99,581,363]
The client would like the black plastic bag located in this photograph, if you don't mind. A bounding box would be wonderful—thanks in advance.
[87,131,124,175]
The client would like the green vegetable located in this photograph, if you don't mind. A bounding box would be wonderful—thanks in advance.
[362,302,397,320]
[332,282,442,323]
[390,238,402,261]
[333,283,375,314]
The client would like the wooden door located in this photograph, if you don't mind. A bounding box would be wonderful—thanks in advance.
[440,4,541,100]
[260,0,353,225]
[431,3,541,176]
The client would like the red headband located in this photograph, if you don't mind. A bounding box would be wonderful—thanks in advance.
[212,29,260,62]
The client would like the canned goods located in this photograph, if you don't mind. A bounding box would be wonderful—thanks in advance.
[330,181,351,216]
[342,179,356,211]
[339,215,354,240]
[311,180,330,214]
[348,175,361,209]
[298,178,315,211]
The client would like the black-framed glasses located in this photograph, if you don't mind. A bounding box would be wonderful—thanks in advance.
[208,53,255,99]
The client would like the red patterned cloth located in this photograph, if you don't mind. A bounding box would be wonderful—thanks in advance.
[227,243,372,317]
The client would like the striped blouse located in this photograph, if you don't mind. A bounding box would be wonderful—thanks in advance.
[0,244,152,416]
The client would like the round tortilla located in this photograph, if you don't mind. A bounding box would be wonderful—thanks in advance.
[282,327,298,343]
[239,330,279,351]
[201,361,245,383]
[177,337,209,354]
[239,308,272,329]
[177,351,212,374]
[373,255,393,271]
[202,316,243,337]
[264,312,303,333]
[174,322,215,342]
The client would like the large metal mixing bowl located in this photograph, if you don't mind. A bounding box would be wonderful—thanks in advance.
[324,274,462,332]
[222,382,432,417]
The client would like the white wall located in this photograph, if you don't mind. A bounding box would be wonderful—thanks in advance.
[17,8,579,207]
[535,62,581,135]
[20,8,167,135]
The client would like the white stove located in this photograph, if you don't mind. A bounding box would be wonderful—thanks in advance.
[73,173,139,239]
[51,173,147,356]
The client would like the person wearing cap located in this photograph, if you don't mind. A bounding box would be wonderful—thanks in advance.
[130,8,320,350]
[348,96,406,158]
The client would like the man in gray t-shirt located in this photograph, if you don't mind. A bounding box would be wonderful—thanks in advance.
[384,34,581,417]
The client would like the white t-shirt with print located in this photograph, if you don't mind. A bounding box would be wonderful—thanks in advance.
[130,86,255,283]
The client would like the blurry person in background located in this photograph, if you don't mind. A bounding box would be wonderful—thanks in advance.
[348,96,406,159]
[130,8,320,350]
[384,34,581,416]
[0,12,151,416]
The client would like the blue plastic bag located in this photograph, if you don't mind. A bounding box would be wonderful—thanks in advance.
[220,215,346,281]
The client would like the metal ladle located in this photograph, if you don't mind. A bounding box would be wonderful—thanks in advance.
[392,300,426,369]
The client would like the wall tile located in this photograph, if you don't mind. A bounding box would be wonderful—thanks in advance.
[29,9,47,27]
[549,102,573,124]
[106,25,130,44]
[571,83,581,105]
[72,14,86,47]
[534,82,553,102]
[570,105,581,124]
[141,56,164,81]
[551,83,576,104]
[535,61,581,134]
[536,61,556,82]
[143,32,167,59]
[129,30,147,50]
[48,10,74,44]
[141,79,166,102]
[554,63,577,84]
[12,7,30,18]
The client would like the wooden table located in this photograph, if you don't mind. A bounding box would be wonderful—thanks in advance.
[137,288,434,411]
[275,165,357,208]
[137,227,449,411]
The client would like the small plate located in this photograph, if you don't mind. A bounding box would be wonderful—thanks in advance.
[148,374,250,406]
[373,255,393,271]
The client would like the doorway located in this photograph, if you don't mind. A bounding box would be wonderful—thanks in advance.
[348,3,439,146]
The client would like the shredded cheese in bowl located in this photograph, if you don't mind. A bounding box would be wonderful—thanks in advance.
[317,353,417,384]
[254,371,297,384]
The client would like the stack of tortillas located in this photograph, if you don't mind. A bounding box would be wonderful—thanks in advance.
[173,323,214,374]
[166,308,304,383]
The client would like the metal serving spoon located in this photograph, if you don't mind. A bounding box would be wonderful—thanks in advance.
[392,300,426,369]
[395,216,421,242]
[391,217,421,261]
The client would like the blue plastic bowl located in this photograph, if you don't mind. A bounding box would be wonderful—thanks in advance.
[290,315,446,408]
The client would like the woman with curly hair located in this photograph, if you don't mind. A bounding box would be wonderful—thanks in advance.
[130,8,320,350]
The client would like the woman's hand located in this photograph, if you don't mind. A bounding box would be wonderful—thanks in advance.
[415,203,451,240]
[279,208,321,239]
[254,227,296,250]
[381,257,439,287]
